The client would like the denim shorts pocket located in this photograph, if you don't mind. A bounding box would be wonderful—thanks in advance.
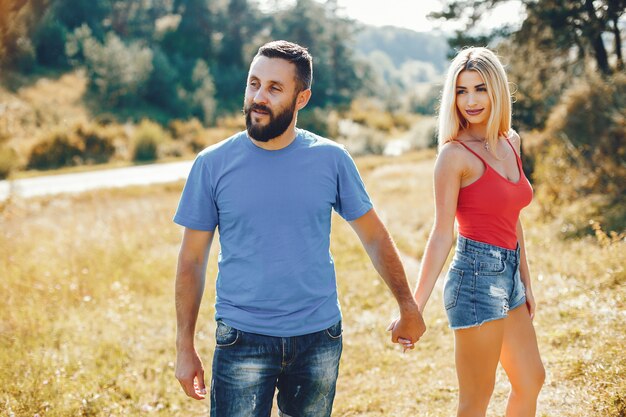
[477,255,506,275]
[453,251,473,266]
[324,320,343,340]
[444,267,464,310]
[215,320,240,347]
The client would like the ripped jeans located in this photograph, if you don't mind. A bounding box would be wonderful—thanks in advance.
[444,235,527,330]
[210,320,342,417]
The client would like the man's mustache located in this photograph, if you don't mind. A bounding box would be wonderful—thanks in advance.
[246,103,273,116]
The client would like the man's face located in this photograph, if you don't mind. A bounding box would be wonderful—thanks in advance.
[243,56,301,142]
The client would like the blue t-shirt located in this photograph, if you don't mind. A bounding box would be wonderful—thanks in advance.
[173,129,373,336]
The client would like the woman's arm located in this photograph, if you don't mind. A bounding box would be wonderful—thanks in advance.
[510,129,536,319]
[413,143,466,313]
[516,218,536,319]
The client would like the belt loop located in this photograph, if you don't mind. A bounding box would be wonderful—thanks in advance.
[458,235,466,252]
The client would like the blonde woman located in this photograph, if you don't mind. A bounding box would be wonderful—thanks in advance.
[399,47,545,416]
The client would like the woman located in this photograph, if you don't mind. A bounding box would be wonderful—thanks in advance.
[403,47,545,416]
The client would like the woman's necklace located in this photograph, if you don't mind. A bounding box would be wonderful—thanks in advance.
[465,133,489,151]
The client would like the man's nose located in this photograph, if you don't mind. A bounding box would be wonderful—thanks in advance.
[253,88,268,104]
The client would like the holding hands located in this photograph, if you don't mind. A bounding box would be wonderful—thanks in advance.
[386,303,425,352]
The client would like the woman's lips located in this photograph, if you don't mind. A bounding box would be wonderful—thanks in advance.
[466,109,484,115]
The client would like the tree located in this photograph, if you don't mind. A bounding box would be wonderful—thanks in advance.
[432,0,625,75]
[163,0,215,61]
[51,0,111,38]
[270,0,366,107]
[145,46,181,113]
[34,16,68,67]
[0,0,46,70]
[82,32,154,107]
[190,59,217,123]
[212,0,261,113]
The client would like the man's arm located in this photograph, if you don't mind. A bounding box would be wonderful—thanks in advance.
[349,209,426,347]
[175,227,214,400]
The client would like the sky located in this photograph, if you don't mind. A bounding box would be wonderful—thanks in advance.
[257,0,525,33]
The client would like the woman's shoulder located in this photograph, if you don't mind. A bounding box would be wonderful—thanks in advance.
[504,129,522,154]
[436,140,471,169]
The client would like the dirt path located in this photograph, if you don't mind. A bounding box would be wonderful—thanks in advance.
[0,160,193,200]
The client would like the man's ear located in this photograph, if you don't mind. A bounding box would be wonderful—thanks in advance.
[296,89,312,111]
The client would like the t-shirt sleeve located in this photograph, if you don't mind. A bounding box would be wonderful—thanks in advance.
[333,148,373,221]
[173,155,218,231]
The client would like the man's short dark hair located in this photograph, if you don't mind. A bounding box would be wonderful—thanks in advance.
[256,40,313,92]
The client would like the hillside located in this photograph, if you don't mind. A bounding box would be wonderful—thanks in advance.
[354,25,448,88]
[0,70,90,159]
[355,25,449,71]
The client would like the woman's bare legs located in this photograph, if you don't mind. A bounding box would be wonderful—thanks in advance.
[500,305,545,417]
[454,319,505,417]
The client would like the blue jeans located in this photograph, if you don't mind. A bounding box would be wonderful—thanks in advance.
[444,235,527,329]
[210,320,343,417]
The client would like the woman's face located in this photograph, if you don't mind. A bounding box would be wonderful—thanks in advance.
[455,70,491,129]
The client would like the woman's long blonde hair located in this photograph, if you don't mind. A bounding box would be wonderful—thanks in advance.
[437,47,511,154]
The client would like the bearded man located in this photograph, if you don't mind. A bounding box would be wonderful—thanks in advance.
[173,40,425,417]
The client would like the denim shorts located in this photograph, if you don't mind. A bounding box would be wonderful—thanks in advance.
[210,319,342,417]
[444,236,527,330]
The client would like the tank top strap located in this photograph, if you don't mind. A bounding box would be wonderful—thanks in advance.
[456,140,488,165]
[505,137,518,157]
[505,137,524,169]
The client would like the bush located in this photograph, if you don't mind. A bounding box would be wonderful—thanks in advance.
[27,131,83,170]
[298,108,339,139]
[26,123,118,170]
[169,118,206,152]
[0,146,17,179]
[132,120,168,162]
[348,99,395,132]
[74,124,116,163]
[529,72,626,233]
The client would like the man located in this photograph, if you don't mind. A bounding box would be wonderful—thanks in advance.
[174,40,425,417]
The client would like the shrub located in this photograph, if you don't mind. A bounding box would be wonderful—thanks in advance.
[348,99,395,132]
[529,72,626,233]
[169,118,204,141]
[169,118,206,152]
[26,123,119,170]
[74,124,116,164]
[298,108,339,139]
[27,131,83,170]
[132,119,168,162]
[0,146,17,179]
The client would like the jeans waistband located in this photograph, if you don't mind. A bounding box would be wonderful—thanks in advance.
[456,235,520,261]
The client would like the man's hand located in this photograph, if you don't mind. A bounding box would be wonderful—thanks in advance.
[387,304,426,352]
[175,347,207,400]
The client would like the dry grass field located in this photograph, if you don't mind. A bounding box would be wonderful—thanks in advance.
[1,151,624,416]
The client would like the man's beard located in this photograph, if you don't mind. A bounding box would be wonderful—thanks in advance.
[244,96,297,142]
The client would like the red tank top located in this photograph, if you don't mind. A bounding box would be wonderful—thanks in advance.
[456,139,533,250]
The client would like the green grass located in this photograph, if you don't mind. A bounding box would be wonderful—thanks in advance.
[0,151,624,416]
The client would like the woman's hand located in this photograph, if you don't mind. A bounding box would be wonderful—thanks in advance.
[525,285,536,320]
